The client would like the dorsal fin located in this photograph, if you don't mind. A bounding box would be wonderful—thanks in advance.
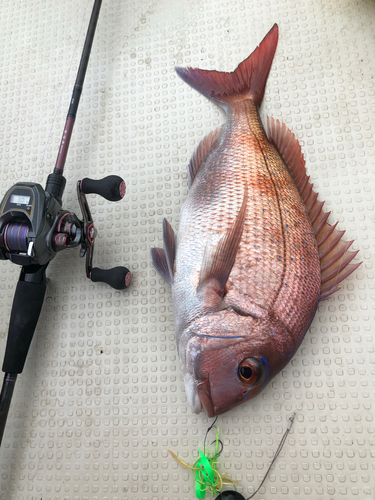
[188,125,223,188]
[267,117,361,300]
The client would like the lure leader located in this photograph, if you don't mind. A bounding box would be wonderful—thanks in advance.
[0,0,130,445]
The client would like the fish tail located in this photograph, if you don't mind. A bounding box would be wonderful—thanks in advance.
[175,24,278,108]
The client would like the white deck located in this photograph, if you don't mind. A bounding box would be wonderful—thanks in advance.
[0,0,373,498]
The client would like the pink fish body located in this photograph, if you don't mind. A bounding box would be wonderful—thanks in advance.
[151,25,360,417]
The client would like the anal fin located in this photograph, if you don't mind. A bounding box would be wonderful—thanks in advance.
[188,125,223,188]
[267,117,361,300]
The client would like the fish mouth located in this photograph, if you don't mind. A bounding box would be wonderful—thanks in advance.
[197,379,215,418]
[183,373,202,414]
[195,361,268,417]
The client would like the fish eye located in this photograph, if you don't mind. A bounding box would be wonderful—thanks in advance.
[238,358,263,385]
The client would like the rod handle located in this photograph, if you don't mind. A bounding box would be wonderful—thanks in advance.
[0,373,17,446]
[2,281,46,374]
[80,176,126,202]
[90,266,131,290]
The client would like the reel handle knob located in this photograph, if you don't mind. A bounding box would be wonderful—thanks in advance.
[80,175,126,202]
[90,266,131,290]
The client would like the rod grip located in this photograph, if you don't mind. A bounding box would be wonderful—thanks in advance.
[2,281,46,374]
[90,266,131,290]
[80,176,126,201]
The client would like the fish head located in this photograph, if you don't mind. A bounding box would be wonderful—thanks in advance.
[181,309,291,416]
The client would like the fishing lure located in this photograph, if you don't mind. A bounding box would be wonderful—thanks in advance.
[169,414,295,499]
[169,421,238,498]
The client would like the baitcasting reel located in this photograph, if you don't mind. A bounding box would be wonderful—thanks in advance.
[0,174,131,290]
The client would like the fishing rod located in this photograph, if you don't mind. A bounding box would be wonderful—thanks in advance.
[0,0,130,446]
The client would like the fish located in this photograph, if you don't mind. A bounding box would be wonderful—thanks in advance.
[151,24,361,417]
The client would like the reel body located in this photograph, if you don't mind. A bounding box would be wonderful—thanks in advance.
[0,182,65,266]
[0,175,130,290]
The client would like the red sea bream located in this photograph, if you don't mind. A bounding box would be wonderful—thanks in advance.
[151,24,360,417]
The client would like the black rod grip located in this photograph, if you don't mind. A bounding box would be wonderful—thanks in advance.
[80,176,126,201]
[0,373,17,446]
[90,266,131,290]
[2,281,46,374]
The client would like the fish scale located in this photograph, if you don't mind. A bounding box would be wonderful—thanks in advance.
[151,24,360,416]
[194,101,321,331]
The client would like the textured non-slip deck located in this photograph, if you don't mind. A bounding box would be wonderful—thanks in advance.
[0,0,373,499]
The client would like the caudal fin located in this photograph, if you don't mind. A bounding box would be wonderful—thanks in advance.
[175,24,278,108]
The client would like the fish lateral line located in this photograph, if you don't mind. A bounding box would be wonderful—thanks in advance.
[195,334,247,340]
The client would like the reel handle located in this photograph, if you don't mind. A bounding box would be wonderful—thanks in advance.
[80,175,125,202]
[90,266,131,290]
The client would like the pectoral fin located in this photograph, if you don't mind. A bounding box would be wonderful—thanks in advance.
[198,186,248,301]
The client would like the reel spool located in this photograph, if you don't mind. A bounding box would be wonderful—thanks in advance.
[3,222,29,253]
